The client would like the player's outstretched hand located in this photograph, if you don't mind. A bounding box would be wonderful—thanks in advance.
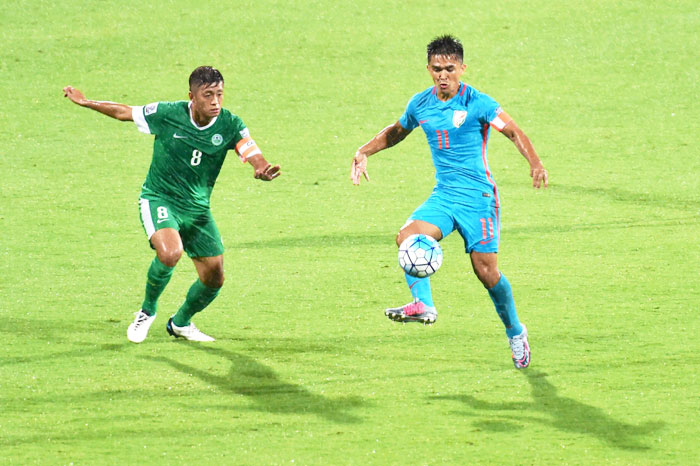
[531,164,548,189]
[254,164,281,181]
[63,86,87,106]
[351,151,370,185]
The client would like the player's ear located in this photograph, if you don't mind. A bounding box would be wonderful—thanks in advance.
[188,90,193,101]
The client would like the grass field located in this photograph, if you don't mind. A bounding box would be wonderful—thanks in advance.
[1,1,699,464]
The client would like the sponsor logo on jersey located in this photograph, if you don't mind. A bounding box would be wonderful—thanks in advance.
[211,134,223,146]
[452,110,467,128]
[144,102,159,116]
[173,133,187,139]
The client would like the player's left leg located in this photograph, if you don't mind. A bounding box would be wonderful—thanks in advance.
[458,203,529,368]
[166,255,222,342]
[470,252,529,368]
[470,252,522,334]
[166,210,224,341]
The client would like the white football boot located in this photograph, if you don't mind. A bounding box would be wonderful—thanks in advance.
[166,317,215,342]
[127,310,156,343]
[508,325,530,369]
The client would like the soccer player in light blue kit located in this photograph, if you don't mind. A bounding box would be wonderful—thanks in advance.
[351,35,547,369]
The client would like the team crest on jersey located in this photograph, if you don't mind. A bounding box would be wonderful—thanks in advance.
[211,134,223,146]
[452,110,467,128]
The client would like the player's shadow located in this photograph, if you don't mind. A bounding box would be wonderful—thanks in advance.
[1,343,126,367]
[432,370,664,451]
[147,345,363,424]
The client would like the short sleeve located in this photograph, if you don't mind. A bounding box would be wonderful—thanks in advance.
[475,93,513,132]
[475,93,500,124]
[132,102,162,135]
[132,106,149,134]
[228,113,248,149]
[399,97,419,131]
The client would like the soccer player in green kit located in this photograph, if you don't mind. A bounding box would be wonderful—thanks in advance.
[63,66,280,343]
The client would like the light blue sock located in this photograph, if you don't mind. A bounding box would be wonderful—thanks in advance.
[487,274,523,338]
[404,272,435,308]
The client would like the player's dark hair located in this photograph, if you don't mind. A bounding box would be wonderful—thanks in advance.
[426,35,464,63]
[189,66,224,90]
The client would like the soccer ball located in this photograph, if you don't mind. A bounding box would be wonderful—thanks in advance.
[398,234,443,278]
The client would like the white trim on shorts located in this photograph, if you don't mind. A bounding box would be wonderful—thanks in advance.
[139,198,156,239]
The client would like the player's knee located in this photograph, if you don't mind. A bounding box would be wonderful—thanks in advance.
[472,261,501,289]
[210,274,225,289]
[475,266,499,289]
[202,269,225,288]
[395,220,442,247]
[395,226,414,246]
[158,248,182,267]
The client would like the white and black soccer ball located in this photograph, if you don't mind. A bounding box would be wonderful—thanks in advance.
[398,234,443,278]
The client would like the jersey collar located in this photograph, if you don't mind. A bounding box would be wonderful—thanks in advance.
[432,82,466,104]
[188,101,218,130]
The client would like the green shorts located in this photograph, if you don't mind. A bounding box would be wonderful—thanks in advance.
[138,197,224,258]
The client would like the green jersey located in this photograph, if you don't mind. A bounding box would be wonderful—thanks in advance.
[132,101,247,210]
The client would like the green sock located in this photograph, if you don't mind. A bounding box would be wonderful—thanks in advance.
[141,257,175,316]
[172,279,220,327]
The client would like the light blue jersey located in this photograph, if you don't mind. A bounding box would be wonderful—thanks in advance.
[400,83,512,207]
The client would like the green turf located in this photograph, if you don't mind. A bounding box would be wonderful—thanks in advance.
[1,0,699,464]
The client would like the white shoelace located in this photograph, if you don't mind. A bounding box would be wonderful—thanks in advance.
[133,312,150,328]
[510,336,525,359]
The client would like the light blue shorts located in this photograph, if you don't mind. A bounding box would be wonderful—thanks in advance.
[409,192,500,253]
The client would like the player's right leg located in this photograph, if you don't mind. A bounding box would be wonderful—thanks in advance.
[386,196,452,324]
[128,198,183,343]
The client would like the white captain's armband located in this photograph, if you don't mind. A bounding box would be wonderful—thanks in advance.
[489,107,513,132]
[132,104,156,134]
[235,137,262,163]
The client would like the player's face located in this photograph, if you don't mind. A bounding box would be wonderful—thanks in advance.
[427,55,466,100]
[189,82,224,123]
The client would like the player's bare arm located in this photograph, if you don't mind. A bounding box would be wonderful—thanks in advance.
[351,121,412,185]
[501,120,548,189]
[63,86,133,121]
[247,153,281,181]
